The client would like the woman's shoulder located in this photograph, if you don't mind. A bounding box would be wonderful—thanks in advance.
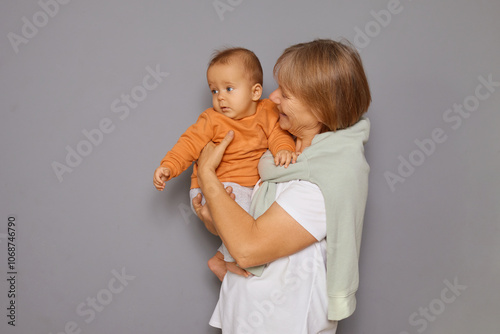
[312,117,370,147]
[302,118,370,166]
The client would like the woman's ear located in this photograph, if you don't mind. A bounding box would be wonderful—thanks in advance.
[251,83,263,101]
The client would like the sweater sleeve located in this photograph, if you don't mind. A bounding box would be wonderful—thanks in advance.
[322,149,369,321]
[301,120,369,321]
[160,111,214,181]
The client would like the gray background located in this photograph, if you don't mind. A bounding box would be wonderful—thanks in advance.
[1,0,499,333]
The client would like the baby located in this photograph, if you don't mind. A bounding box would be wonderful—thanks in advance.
[153,47,296,264]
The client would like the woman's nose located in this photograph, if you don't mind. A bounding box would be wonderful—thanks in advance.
[269,89,280,104]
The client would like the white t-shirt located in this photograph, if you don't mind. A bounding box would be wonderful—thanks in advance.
[209,180,338,334]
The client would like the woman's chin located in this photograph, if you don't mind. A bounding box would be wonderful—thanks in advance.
[278,117,290,131]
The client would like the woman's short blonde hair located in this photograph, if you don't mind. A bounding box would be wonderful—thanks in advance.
[274,39,371,132]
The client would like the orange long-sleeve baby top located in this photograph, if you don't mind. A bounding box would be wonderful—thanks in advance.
[160,99,295,189]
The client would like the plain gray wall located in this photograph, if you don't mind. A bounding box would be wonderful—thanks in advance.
[1,0,499,333]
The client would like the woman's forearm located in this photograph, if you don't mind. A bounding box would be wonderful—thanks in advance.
[204,218,219,236]
[198,168,318,268]
[194,131,259,265]
[195,132,317,268]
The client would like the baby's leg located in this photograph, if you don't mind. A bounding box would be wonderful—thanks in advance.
[189,183,252,214]
[218,182,253,262]
[221,181,253,211]
[189,184,253,263]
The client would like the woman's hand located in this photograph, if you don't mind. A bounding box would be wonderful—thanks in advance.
[192,193,217,235]
[197,130,234,178]
[192,186,236,235]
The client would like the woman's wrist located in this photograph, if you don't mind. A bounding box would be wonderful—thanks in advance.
[197,166,216,191]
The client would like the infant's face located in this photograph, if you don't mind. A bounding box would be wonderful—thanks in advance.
[207,63,258,120]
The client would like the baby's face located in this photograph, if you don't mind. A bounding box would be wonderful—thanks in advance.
[207,62,258,120]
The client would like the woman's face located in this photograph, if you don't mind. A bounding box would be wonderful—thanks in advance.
[269,86,322,138]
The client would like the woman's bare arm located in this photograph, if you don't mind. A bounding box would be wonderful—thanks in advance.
[196,131,317,269]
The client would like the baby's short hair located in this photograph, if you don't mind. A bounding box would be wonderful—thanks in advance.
[208,47,263,85]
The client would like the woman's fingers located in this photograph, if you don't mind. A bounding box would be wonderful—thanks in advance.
[225,186,236,200]
[198,131,235,172]
[219,130,234,149]
[192,193,203,213]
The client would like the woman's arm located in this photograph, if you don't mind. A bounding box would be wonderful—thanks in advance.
[193,186,237,235]
[196,131,317,269]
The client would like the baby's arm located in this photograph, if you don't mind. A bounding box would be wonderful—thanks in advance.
[154,111,214,189]
[266,112,297,167]
[264,100,297,167]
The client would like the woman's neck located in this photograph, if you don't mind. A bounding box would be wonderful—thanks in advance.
[295,133,317,153]
[294,124,323,153]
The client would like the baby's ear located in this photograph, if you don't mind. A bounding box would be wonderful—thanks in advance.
[251,83,263,101]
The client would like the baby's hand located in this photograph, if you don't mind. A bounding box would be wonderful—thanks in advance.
[274,150,298,168]
[153,166,171,191]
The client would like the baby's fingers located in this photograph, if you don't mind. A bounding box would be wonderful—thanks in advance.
[283,153,293,168]
[274,154,281,166]
[153,176,163,190]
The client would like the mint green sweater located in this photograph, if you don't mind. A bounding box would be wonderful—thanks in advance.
[249,117,370,321]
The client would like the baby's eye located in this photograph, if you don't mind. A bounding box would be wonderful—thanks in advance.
[211,89,219,94]
[226,87,234,92]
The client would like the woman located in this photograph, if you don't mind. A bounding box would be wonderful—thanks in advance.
[194,39,371,333]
